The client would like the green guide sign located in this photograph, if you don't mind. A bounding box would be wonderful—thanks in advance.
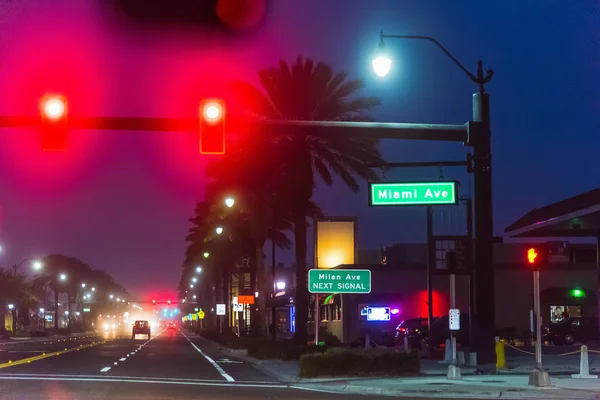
[369,181,458,206]
[308,269,371,294]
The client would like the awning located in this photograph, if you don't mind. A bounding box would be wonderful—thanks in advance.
[504,188,600,238]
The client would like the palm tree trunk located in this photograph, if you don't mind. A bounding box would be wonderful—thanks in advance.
[54,290,59,330]
[252,245,267,337]
[293,214,309,343]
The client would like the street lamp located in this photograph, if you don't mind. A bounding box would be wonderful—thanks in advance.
[216,227,223,235]
[372,35,392,77]
[81,283,86,288]
[91,287,96,292]
[7,304,14,310]
[190,284,194,289]
[109,294,114,299]
[59,273,67,281]
[192,277,197,283]
[225,197,235,208]
[203,252,209,258]
[32,260,43,271]
[372,30,495,369]
[276,281,286,291]
[196,266,202,273]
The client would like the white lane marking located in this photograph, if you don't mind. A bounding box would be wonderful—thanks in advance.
[0,373,276,384]
[100,367,111,373]
[180,331,235,382]
[0,375,285,388]
[119,358,126,361]
[6,350,47,353]
[216,359,243,364]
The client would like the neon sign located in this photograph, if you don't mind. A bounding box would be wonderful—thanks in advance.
[366,307,391,321]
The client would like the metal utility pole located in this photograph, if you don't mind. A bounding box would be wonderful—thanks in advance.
[271,239,277,341]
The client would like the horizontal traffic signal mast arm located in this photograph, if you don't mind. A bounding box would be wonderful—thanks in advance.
[0,114,469,142]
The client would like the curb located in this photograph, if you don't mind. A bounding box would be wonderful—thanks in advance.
[0,331,96,346]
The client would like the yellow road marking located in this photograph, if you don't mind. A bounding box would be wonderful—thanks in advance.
[0,341,109,369]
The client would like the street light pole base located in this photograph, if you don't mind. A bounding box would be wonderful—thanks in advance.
[528,368,551,387]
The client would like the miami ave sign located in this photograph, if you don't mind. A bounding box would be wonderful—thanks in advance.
[308,269,371,294]
[369,181,458,206]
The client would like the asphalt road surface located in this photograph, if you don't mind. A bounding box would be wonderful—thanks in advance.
[0,328,417,400]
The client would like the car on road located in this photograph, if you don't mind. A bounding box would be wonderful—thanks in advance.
[543,316,599,345]
[166,322,177,330]
[132,320,151,339]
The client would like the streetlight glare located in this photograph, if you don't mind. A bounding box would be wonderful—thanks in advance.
[225,197,235,208]
[216,226,223,235]
[196,266,202,273]
[32,260,43,270]
[59,273,67,281]
[372,55,392,77]
[192,277,197,283]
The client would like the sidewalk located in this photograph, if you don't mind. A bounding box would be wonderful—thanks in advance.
[0,331,97,346]
[195,334,600,399]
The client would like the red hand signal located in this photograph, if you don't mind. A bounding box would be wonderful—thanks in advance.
[527,248,538,264]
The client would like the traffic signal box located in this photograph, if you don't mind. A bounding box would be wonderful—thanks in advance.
[199,99,225,154]
[40,94,68,151]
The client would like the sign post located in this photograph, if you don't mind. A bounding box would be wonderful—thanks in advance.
[446,250,461,380]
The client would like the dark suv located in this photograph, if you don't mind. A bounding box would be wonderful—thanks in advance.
[132,320,151,339]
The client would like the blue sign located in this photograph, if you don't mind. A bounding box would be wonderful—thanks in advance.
[366,307,390,321]
[289,306,296,333]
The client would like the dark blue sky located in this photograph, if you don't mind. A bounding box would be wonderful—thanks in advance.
[0,0,597,298]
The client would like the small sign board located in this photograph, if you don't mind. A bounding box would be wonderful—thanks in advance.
[83,308,91,313]
[216,304,226,316]
[232,303,243,312]
[238,295,255,305]
[449,308,460,330]
[198,310,205,320]
[366,307,390,321]
[308,269,371,293]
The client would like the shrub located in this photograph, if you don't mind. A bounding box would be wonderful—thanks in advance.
[199,330,248,349]
[247,340,326,360]
[299,348,421,378]
[29,331,52,337]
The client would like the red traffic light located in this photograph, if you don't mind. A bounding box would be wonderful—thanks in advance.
[167,300,171,305]
[40,94,68,151]
[152,299,156,305]
[199,99,225,155]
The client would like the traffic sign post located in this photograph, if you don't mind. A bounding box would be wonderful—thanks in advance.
[308,269,371,294]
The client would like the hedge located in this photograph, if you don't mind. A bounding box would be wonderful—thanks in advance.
[199,330,248,349]
[299,348,421,378]
[247,340,326,360]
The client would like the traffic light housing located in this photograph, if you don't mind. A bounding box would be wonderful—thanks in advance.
[40,94,68,151]
[199,99,225,154]
[525,245,546,270]
[152,299,156,305]
[167,300,171,305]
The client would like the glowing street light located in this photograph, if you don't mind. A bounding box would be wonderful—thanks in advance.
[192,277,197,283]
[196,266,202,273]
[216,226,223,235]
[8,304,14,310]
[81,283,86,288]
[276,281,286,290]
[59,273,67,281]
[32,260,43,271]
[372,34,392,77]
[225,197,235,208]
[190,284,194,289]
[109,294,114,299]
[91,287,96,292]
[116,298,121,302]
[203,252,209,258]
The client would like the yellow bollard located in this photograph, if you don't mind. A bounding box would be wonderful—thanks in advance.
[496,341,506,369]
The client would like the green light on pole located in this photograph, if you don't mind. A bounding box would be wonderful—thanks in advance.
[203,252,209,258]
[571,289,585,298]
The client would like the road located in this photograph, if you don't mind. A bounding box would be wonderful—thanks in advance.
[0,328,413,400]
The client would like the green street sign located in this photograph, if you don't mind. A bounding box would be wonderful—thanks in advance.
[369,181,458,206]
[308,269,371,294]
[83,308,91,313]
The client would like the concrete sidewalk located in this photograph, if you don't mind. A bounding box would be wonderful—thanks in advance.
[195,333,600,399]
[0,331,97,346]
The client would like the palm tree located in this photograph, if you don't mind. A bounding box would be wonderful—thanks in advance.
[234,56,386,342]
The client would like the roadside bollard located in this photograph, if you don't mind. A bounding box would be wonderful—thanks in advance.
[439,339,452,364]
[572,345,598,379]
[457,351,465,366]
[496,340,506,369]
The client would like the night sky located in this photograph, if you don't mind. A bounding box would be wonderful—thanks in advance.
[0,0,597,298]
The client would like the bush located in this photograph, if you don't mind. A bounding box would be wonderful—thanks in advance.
[247,340,326,360]
[29,331,52,337]
[299,348,421,378]
[199,330,248,349]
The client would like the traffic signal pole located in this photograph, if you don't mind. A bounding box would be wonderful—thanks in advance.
[0,73,497,364]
